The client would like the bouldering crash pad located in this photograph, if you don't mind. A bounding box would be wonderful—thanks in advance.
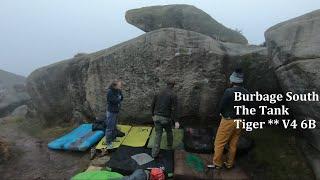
[48,124,104,151]
[95,125,132,150]
[71,170,123,180]
[147,128,184,150]
[107,146,173,175]
[122,126,152,147]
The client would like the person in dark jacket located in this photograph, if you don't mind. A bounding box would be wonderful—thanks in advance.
[151,79,180,158]
[208,68,249,169]
[105,79,124,148]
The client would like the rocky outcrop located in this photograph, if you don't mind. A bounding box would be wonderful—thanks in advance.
[266,12,320,179]
[10,105,28,118]
[0,70,30,117]
[265,9,320,152]
[125,4,248,44]
[27,28,272,125]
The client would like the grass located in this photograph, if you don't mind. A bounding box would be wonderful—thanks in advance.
[240,127,314,180]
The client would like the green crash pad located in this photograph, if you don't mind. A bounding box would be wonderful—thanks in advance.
[122,126,152,147]
[71,170,123,180]
[147,128,184,150]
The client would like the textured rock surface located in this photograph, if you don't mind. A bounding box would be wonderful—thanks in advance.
[125,4,248,44]
[27,28,270,125]
[0,70,30,117]
[265,10,320,151]
[0,137,10,164]
[10,105,28,118]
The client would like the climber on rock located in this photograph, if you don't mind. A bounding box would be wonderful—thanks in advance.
[151,79,180,158]
[208,68,250,169]
[105,79,125,149]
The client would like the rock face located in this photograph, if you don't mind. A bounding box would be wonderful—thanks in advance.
[10,105,28,118]
[0,137,10,163]
[0,70,30,117]
[125,4,248,44]
[265,10,320,151]
[27,28,271,125]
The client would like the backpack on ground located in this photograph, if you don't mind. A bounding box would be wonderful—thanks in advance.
[92,117,106,131]
[149,168,165,180]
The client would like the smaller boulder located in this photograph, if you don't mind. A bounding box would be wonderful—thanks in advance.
[10,105,28,118]
[125,4,248,44]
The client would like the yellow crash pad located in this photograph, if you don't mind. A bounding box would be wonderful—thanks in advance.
[122,126,152,147]
[95,125,132,150]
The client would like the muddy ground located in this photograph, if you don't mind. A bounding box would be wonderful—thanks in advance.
[0,117,90,180]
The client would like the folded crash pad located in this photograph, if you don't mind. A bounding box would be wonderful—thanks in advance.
[95,125,132,150]
[48,124,104,151]
[107,146,173,175]
[183,128,214,154]
[147,128,184,150]
[71,170,123,180]
[122,126,152,147]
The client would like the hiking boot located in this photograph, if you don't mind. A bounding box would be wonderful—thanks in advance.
[116,130,125,137]
[224,162,234,169]
[207,164,222,169]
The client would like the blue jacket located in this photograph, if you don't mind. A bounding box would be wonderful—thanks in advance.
[107,88,123,113]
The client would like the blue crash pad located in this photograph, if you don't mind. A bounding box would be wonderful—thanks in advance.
[48,124,104,151]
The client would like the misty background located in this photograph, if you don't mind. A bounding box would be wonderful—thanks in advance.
[1,0,320,76]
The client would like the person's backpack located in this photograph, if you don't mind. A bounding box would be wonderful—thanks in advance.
[149,168,165,180]
[92,117,106,131]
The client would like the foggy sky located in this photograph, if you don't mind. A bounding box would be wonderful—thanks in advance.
[1,0,319,76]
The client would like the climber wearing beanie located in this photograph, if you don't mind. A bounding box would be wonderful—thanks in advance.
[208,68,250,169]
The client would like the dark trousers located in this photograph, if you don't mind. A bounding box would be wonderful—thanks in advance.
[152,115,173,157]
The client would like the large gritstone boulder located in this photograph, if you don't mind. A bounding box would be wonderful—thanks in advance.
[27,28,273,125]
[265,11,320,179]
[265,10,320,152]
[0,69,30,117]
[125,4,248,44]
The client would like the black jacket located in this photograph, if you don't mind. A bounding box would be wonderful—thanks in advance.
[107,88,123,113]
[151,87,178,122]
[219,86,249,119]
